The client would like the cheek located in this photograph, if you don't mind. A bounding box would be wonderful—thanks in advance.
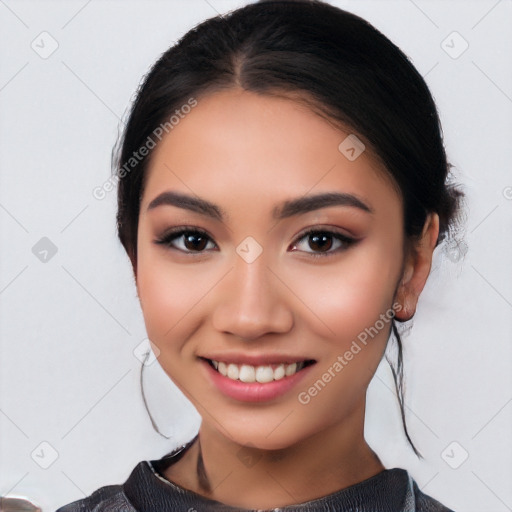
[136,249,209,355]
[284,242,401,346]
[289,250,401,417]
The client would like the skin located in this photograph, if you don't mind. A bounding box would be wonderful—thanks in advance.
[134,88,439,509]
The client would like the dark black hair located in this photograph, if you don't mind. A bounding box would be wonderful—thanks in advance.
[115,0,464,457]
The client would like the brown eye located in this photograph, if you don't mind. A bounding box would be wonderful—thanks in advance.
[155,228,216,253]
[307,232,334,252]
[290,228,356,258]
[183,232,209,251]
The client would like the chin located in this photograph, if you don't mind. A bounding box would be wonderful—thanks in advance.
[211,413,318,452]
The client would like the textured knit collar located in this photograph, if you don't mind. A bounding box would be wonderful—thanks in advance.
[123,436,417,511]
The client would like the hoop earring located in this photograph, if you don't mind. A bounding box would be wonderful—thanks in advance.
[140,350,172,439]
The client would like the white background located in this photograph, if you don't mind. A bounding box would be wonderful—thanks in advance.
[0,1,511,511]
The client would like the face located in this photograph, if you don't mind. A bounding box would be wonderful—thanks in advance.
[135,89,406,450]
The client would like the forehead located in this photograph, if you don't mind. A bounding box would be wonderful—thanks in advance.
[141,89,400,215]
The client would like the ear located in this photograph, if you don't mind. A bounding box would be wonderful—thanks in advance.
[394,213,439,322]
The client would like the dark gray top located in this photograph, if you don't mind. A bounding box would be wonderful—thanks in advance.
[56,437,454,511]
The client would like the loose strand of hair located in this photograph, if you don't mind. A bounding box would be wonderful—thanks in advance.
[388,320,423,459]
[140,351,172,439]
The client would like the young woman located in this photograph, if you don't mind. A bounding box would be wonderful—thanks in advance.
[57,0,463,510]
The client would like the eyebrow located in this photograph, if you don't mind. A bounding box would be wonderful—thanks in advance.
[146,190,373,220]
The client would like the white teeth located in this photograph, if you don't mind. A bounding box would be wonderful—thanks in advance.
[285,362,297,376]
[218,361,227,376]
[239,364,256,383]
[273,364,285,380]
[227,363,239,380]
[256,366,274,383]
[210,360,306,382]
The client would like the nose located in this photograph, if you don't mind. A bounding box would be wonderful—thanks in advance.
[211,254,294,341]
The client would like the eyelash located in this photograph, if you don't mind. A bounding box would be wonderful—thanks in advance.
[292,227,357,257]
[154,226,357,258]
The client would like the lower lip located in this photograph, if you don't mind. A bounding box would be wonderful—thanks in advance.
[201,359,315,403]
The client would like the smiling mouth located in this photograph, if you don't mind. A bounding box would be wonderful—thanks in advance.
[202,358,316,383]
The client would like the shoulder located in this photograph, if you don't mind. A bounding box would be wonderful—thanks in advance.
[56,438,199,512]
[358,467,454,512]
[55,484,136,512]
[408,473,455,512]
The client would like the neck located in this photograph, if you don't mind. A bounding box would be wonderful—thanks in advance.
[166,402,385,509]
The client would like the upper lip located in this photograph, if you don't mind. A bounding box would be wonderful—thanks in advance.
[199,353,316,366]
